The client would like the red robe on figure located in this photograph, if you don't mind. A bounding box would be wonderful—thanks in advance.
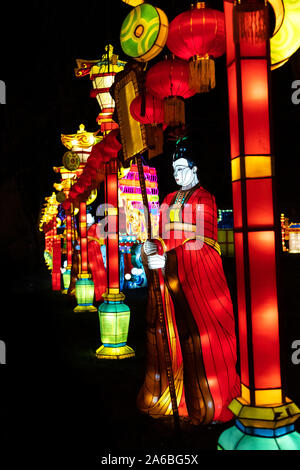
[137,183,240,424]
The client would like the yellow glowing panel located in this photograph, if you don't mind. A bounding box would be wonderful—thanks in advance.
[114,70,148,163]
[241,384,251,404]
[122,0,144,6]
[255,388,283,406]
[231,157,241,181]
[270,0,300,69]
[245,156,272,178]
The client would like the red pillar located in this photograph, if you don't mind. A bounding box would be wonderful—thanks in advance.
[105,159,120,293]
[224,0,282,406]
[79,201,88,274]
[51,217,61,291]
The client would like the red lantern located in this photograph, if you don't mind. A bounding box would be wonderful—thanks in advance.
[166,2,225,93]
[145,57,196,127]
[130,93,164,125]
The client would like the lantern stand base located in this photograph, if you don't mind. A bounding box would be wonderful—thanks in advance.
[73,274,97,313]
[96,290,135,360]
[218,397,300,450]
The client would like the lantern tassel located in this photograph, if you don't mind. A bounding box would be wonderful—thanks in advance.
[189,55,216,94]
[163,96,185,127]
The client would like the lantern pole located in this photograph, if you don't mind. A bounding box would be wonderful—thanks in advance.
[135,154,180,428]
[95,135,135,359]
[218,0,300,450]
[61,124,101,312]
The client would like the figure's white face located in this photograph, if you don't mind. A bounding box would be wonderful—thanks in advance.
[173,158,196,187]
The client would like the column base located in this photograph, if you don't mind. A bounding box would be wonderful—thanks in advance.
[74,304,97,313]
[218,421,300,450]
[95,344,135,360]
[218,397,300,450]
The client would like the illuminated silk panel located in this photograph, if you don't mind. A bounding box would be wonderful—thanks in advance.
[224,0,282,408]
[248,231,281,393]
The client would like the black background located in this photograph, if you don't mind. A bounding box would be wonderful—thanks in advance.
[0,0,300,461]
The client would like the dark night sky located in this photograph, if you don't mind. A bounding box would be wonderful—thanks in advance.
[1,0,300,273]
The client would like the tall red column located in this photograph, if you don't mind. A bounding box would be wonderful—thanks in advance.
[51,217,61,291]
[105,159,120,294]
[218,0,300,450]
[79,201,88,274]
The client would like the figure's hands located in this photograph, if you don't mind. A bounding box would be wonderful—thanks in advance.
[148,254,166,270]
[143,240,166,270]
[143,240,158,256]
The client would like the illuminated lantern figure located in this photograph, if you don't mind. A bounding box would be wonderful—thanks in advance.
[167,2,225,93]
[75,45,126,133]
[145,57,196,127]
[137,139,240,424]
[218,0,300,450]
[61,125,101,313]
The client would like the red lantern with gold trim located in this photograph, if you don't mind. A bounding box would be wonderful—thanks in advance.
[145,57,196,127]
[166,2,225,93]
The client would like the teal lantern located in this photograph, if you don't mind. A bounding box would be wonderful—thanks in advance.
[74,273,97,312]
[62,269,71,294]
[96,291,135,359]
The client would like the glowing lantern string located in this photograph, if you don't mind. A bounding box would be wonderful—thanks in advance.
[167,2,226,93]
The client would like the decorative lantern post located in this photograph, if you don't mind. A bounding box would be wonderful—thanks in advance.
[75,54,134,358]
[61,124,101,312]
[75,45,126,133]
[218,0,300,450]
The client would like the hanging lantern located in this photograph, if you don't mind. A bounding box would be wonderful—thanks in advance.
[130,92,164,125]
[145,57,196,127]
[166,2,225,93]
[74,274,96,312]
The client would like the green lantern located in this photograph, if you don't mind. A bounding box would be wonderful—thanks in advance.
[96,291,135,359]
[74,273,97,312]
[62,268,71,294]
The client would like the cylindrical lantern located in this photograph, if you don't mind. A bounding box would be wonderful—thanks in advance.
[145,57,196,126]
[166,2,225,93]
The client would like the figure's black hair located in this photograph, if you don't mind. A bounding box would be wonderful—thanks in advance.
[172,136,197,168]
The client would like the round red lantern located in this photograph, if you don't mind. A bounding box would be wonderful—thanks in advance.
[130,93,164,126]
[166,2,225,93]
[145,57,196,127]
